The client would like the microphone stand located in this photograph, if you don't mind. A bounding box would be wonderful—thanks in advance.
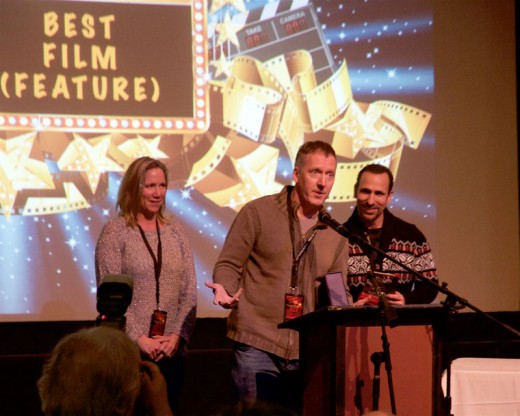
[318,210,520,415]
[370,352,385,411]
[376,297,397,414]
[364,239,398,414]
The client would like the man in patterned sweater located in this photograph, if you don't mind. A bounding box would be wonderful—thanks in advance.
[344,164,438,305]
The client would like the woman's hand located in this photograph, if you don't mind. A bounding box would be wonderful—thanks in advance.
[137,335,164,362]
[154,333,181,359]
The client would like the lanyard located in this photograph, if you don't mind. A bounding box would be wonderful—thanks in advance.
[287,189,318,289]
[137,218,162,307]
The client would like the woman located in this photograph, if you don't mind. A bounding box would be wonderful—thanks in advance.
[95,157,197,411]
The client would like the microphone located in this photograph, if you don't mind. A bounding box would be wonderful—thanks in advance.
[318,208,350,237]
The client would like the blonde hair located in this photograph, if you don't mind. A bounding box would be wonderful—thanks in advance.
[116,157,170,227]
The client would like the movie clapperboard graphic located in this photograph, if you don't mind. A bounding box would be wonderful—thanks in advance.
[208,0,336,83]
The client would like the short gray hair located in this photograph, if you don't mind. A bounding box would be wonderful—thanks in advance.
[38,326,141,416]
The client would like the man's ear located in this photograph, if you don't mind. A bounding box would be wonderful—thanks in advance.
[292,166,299,183]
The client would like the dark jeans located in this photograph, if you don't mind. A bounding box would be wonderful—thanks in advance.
[231,343,302,414]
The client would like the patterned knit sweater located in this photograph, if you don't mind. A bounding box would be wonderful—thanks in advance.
[344,208,438,304]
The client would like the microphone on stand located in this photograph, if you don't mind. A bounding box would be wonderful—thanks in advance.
[318,208,350,238]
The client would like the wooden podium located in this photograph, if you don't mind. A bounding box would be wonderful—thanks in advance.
[280,305,447,416]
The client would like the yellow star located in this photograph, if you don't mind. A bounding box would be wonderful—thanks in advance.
[211,51,234,78]
[0,132,54,219]
[57,133,123,194]
[116,135,168,167]
[215,11,244,47]
[209,0,246,15]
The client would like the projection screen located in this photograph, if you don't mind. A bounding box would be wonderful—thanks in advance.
[3,0,514,322]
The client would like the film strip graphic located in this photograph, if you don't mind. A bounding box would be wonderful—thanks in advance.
[193,0,432,211]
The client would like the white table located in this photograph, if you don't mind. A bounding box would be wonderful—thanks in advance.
[442,357,520,415]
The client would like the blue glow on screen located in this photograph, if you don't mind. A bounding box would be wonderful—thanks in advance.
[0,0,434,319]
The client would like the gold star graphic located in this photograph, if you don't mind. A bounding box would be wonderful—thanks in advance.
[209,0,246,15]
[211,51,234,78]
[0,132,54,219]
[57,133,123,195]
[117,135,168,161]
[215,11,244,47]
